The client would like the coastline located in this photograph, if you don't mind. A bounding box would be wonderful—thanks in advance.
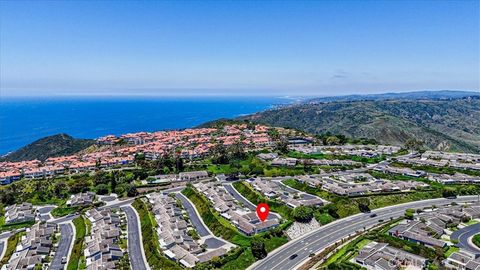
[0,96,293,155]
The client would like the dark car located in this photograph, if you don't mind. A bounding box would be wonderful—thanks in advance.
[369,213,377,218]
[289,254,298,260]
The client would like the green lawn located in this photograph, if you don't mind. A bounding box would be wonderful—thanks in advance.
[67,216,87,270]
[444,246,459,258]
[473,234,480,249]
[464,219,479,226]
[51,206,78,218]
[0,220,35,233]
[323,237,370,267]
[132,199,182,270]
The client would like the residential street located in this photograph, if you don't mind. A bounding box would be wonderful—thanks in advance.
[121,205,149,270]
[175,192,230,249]
[451,223,480,256]
[50,223,74,270]
[175,193,211,237]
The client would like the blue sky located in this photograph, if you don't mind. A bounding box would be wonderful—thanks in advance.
[1,1,478,97]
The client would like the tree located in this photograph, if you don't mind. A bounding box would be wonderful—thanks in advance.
[126,185,138,197]
[292,206,314,223]
[251,238,267,259]
[96,184,109,195]
[356,198,371,213]
[114,185,127,196]
[68,176,91,194]
[442,188,457,198]
[405,138,424,152]
[405,208,415,220]
[175,156,184,173]
[275,139,289,154]
[325,136,341,146]
[93,171,108,185]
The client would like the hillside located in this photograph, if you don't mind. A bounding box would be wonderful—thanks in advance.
[2,134,95,162]
[243,97,480,153]
[308,90,480,103]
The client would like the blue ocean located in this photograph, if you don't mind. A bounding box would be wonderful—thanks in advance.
[0,96,291,154]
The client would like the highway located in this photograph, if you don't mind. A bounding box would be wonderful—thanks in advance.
[250,195,479,270]
[122,205,149,270]
[451,223,480,256]
[50,223,74,270]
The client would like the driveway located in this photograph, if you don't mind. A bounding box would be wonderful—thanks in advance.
[121,205,149,270]
[50,223,74,270]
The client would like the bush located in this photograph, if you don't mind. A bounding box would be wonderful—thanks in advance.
[404,208,415,220]
[251,238,267,259]
[473,234,480,248]
[292,206,314,223]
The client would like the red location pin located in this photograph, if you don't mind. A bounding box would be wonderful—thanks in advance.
[256,203,269,222]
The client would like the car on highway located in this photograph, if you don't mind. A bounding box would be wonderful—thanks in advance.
[289,254,298,260]
[61,256,67,264]
[369,213,377,218]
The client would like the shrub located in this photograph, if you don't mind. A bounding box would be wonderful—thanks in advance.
[292,206,314,223]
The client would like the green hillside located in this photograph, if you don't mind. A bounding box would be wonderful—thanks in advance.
[2,134,95,162]
[243,97,480,153]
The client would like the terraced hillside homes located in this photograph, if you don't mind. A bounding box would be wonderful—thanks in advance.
[397,151,480,171]
[147,193,230,268]
[389,203,480,248]
[0,124,274,185]
[297,172,429,197]
[3,222,57,270]
[84,209,125,269]
[193,181,279,236]
[247,178,325,208]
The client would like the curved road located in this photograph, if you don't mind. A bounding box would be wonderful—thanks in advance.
[451,223,480,256]
[175,193,229,249]
[250,196,479,270]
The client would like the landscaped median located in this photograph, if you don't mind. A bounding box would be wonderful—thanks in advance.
[181,186,289,270]
[132,198,182,270]
[67,216,87,270]
[473,234,480,249]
